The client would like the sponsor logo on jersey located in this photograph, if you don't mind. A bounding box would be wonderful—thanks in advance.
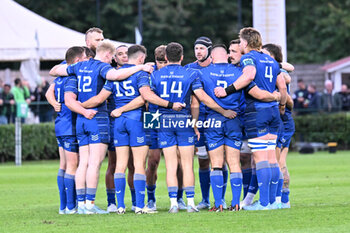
[242,58,254,66]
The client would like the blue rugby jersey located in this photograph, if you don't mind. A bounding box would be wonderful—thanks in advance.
[66,58,113,112]
[150,64,202,115]
[199,63,243,118]
[240,51,280,110]
[54,76,77,136]
[103,64,149,121]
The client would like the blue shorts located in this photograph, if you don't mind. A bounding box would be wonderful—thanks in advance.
[76,112,110,147]
[147,129,159,150]
[277,114,295,148]
[108,117,115,151]
[195,114,207,148]
[57,138,62,147]
[205,117,243,151]
[158,128,195,148]
[114,116,148,147]
[57,136,79,153]
[244,106,280,139]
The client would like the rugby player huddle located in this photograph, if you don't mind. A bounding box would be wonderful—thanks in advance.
[47,26,295,214]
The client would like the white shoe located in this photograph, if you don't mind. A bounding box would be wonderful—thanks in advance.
[107,204,118,213]
[196,200,210,209]
[59,209,65,215]
[117,207,126,214]
[222,199,227,209]
[187,205,199,213]
[135,206,158,214]
[65,207,77,214]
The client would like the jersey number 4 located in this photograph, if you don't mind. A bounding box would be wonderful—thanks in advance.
[265,66,273,83]
[160,81,183,98]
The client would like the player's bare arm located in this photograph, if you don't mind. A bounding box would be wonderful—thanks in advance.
[49,64,68,77]
[276,73,288,114]
[106,64,154,81]
[191,95,200,141]
[64,92,97,119]
[139,86,184,111]
[45,83,61,112]
[111,96,146,118]
[193,88,236,119]
[248,85,279,102]
[80,89,111,108]
[214,65,256,98]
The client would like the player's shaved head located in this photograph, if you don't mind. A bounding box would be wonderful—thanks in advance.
[211,44,228,63]
[128,45,146,60]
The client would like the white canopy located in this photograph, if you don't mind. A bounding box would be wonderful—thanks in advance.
[0,0,131,87]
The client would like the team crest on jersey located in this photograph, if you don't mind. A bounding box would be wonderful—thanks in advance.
[64,142,70,149]
[137,137,144,143]
[91,134,99,141]
[243,58,254,66]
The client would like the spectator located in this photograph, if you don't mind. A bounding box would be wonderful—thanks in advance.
[0,79,3,94]
[32,78,53,122]
[11,78,31,121]
[0,84,15,124]
[321,80,342,112]
[305,84,321,112]
[338,84,350,111]
[293,79,308,114]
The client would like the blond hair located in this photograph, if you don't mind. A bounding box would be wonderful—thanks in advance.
[96,39,116,55]
[85,27,103,41]
[239,27,262,50]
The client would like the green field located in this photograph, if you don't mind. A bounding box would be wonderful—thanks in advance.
[1,151,350,233]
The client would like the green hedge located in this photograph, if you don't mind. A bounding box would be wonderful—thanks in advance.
[293,112,350,150]
[0,113,349,162]
[0,123,58,162]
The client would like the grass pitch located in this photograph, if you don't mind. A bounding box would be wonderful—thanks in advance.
[1,151,350,233]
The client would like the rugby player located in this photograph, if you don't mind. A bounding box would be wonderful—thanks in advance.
[262,43,294,209]
[139,42,237,213]
[215,27,287,210]
[46,46,91,214]
[184,37,217,209]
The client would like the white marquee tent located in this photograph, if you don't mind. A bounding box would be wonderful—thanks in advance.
[0,0,130,88]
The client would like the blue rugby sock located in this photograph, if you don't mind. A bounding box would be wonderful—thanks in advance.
[76,188,86,206]
[177,188,184,200]
[86,188,96,202]
[114,173,126,208]
[134,174,146,208]
[230,172,242,207]
[222,165,228,200]
[269,163,280,204]
[146,184,156,202]
[248,168,258,195]
[276,171,284,203]
[57,169,66,210]
[282,188,290,203]
[130,188,136,207]
[242,168,252,198]
[210,170,223,208]
[64,173,76,210]
[106,188,116,206]
[199,168,210,203]
[256,161,271,207]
